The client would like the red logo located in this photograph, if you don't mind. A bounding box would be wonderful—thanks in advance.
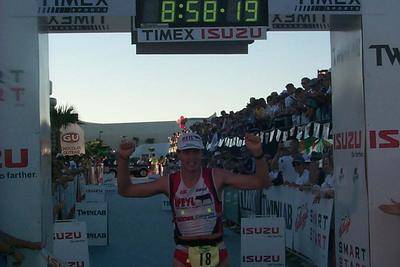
[295,204,308,232]
[53,232,82,240]
[334,131,362,150]
[0,149,28,168]
[62,133,80,143]
[201,27,263,40]
[339,216,351,237]
[242,227,280,235]
[174,197,195,208]
[369,130,399,149]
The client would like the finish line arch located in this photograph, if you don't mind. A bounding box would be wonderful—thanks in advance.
[0,0,399,266]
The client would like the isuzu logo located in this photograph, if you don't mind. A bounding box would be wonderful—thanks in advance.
[0,149,29,169]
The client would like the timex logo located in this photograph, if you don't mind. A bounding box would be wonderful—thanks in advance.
[369,44,400,66]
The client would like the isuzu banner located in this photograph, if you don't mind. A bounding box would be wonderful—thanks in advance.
[241,217,286,267]
[331,26,370,267]
[362,1,400,266]
[60,123,85,156]
[53,221,90,266]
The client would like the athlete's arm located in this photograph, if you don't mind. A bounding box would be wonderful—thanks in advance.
[117,140,168,197]
[214,133,272,190]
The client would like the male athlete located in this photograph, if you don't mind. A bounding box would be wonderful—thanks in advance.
[117,132,271,267]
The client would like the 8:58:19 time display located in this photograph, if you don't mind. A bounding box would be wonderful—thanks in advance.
[136,0,268,27]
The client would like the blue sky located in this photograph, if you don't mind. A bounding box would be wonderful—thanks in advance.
[49,31,331,123]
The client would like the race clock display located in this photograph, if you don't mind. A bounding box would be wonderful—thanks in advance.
[136,0,268,27]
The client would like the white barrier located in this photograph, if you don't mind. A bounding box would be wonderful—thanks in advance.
[84,184,106,202]
[76,202,108,246]
[239,190,260,218]
[261,187,294,250]
[53,221,90,267]
[241,217,286,267]
[260,187,333,266]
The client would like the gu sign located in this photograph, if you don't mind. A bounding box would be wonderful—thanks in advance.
[60,123,85,156]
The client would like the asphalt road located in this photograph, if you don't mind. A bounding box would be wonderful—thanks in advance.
[89,178,313,267]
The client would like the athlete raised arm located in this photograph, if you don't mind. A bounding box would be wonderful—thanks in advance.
[117,132,271,267]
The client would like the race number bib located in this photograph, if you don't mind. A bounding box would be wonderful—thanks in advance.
[188,245,220,267]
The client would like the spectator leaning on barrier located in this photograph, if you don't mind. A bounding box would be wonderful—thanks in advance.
[117,132,271,267]
[288,154,310,188]
[273,139,300,185]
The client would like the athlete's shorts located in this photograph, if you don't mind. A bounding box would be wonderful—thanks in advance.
[174,242,228,267]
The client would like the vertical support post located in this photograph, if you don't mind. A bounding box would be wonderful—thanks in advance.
[0,0,52,266]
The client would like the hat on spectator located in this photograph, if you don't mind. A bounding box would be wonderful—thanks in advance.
[177,132,204,151]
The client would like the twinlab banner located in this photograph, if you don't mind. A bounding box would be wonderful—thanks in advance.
[76,202,108,246]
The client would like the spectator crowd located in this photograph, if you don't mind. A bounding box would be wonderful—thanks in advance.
[166,70,334,200]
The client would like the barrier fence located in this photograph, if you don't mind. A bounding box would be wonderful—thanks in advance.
[224,186,334,266]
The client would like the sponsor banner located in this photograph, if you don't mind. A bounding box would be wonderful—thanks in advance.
[161,195,171,211]
[269,13,330,31]
[53,221,90,266]
[363,1,400,266]
[331,28,370,267]
[269,0,361,15]
[84,184,105,202]
[137,26,267,43]
[35,0,135,16]
[292,190,333,266]
[261,187,294,250]
[45,15,131,33]
[76,202,108,246]
[1,1,52,254]
[239,190,261,218]
[60,123,85,156]
[241,217,285,266]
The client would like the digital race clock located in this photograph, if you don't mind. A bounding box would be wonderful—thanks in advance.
[135,0,268,27]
